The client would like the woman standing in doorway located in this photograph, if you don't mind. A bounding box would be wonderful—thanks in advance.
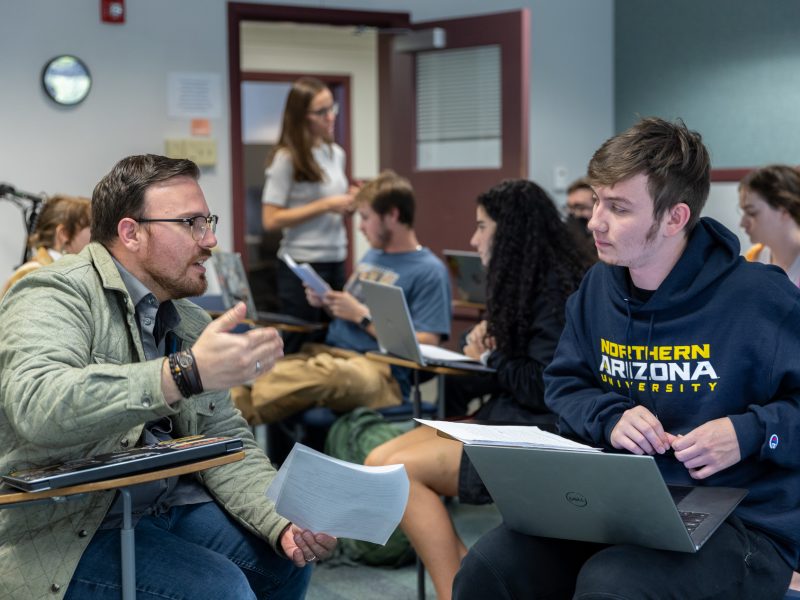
[263,76,357,353]
[739,164,800,287]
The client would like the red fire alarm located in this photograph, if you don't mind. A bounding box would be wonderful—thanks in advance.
[101,0,125,24]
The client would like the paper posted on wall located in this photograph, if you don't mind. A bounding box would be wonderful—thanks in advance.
[279,251,331,297]
[415,419,601,452]
[265,444,409,545]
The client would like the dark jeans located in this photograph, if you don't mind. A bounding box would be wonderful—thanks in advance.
[276,260,345,354]
[453,518,792,600]
[66,501,311,600]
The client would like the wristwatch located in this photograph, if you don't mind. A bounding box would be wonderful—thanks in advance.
[359,314,372,330]
[176,352,194,369]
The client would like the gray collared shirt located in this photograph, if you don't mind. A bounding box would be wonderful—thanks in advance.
[101,258,211,529]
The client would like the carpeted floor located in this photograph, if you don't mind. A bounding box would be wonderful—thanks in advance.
[306,502,501,600]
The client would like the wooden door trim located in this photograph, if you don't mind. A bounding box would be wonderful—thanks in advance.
[227,2,411,260]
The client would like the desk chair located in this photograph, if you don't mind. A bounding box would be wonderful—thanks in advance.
[0,452,244,600]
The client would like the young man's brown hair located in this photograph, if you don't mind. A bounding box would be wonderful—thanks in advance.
[355,169,415,226]
[588,117,711,233]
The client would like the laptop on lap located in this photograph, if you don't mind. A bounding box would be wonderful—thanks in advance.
[464,444,747,553]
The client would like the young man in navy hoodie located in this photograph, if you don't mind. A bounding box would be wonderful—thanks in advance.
[453,117,800,599]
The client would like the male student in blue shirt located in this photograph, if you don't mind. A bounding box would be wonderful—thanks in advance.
[453,117,800,599]
[239,170,451,424]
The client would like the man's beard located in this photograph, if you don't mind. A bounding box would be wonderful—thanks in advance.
[565,214,591,236]
[372,225,392,250]
[147,250,212,300]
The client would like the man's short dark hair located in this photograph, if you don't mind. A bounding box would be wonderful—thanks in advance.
[356,170,415,226]
[567,177,593,196]
[588,117,710,232]
[91,154,200,245]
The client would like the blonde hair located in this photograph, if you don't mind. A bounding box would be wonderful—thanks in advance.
[29,195,91,250]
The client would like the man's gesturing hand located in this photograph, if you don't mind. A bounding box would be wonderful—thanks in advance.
[192,302,283,390]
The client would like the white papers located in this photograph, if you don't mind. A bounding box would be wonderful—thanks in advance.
[415,419,601,452]
[279,252,331,296]
[420,343,482,363]
[266,444,409,545]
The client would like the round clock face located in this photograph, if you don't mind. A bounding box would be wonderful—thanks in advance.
[41,55,92,106]
[177,353,194,369]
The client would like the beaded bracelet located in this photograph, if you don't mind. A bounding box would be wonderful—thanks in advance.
[168,352,192,398]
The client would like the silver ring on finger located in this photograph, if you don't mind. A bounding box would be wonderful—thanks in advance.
[307,554,317,563]
[255,359,262,373]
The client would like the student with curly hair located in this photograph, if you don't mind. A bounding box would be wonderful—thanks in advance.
[365,179,590,600]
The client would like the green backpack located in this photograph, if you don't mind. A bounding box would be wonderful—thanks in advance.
[324,407,416,567]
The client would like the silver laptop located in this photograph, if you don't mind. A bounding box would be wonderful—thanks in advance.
[361,280,493,373]
[464,444,747,553]
[444,250,486,304]
[200,252,317,328]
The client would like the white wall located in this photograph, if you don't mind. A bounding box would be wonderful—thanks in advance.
[0,0,232,280]
[704,182,749,252]
[0,0,614,281]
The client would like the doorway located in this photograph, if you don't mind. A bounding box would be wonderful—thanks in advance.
[239,72,351,311]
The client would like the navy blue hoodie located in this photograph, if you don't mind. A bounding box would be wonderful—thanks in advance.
[544,217,800,568]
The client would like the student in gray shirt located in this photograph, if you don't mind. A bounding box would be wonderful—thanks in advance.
[262,76,357,353]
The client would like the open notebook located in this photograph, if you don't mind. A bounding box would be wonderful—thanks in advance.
[361,280,494,373]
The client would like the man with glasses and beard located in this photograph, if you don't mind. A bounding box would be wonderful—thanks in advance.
[0,154,335,600]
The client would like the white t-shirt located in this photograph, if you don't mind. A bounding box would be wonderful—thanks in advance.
[262,144,348,263]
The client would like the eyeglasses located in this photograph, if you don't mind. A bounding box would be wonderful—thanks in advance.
[308,102,339,118]
[136,214,219,241]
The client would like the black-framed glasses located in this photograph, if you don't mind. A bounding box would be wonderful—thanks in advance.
[308,102,339,118]
[136,214,219,241]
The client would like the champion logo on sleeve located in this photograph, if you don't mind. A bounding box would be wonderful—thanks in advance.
[769,434,779,449]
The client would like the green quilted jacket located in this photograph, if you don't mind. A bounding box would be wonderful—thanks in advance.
[0,243,289,599]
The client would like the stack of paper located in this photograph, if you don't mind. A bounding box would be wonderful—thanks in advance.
[419,343,484,364]
[415,419,601,452]
[266,444,409,545]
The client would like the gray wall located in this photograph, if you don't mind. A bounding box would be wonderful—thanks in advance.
[616,0,800,168]
[0,0,614,282]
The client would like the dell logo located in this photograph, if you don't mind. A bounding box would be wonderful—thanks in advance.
[566,492,588,508]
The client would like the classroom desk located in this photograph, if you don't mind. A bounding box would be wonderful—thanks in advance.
[365,352,475,421]
[452,299,486,312]
[0,451,245,600]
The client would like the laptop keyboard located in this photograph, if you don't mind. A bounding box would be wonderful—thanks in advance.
[680,511,709,533]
